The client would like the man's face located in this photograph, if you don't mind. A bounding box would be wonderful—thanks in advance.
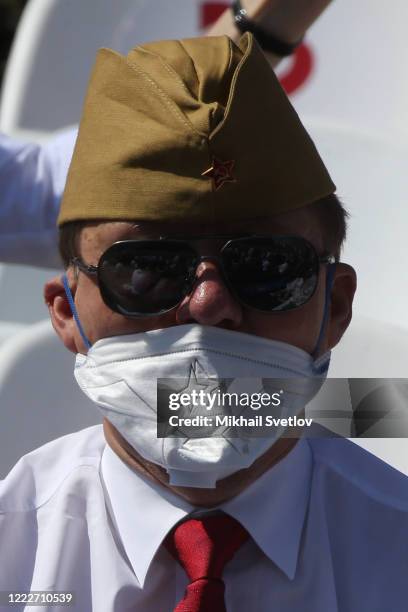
[49,206,356,357]
[45,206,356,505]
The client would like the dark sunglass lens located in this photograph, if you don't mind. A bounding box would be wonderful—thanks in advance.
[222,238,319,311]
[98,242,198,315]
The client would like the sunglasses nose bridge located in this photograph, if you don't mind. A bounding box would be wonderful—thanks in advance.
[193,254,225,279]
[175,253,244,328]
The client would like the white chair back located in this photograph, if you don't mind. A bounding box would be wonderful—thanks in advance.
[0,0,212,133]
[308,316,408,476]
[0,319,100,478]
[305,120,408,331]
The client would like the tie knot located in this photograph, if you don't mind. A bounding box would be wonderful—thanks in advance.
[165,514,249,582]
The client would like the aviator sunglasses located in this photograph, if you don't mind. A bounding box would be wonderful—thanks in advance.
[71,235,335,317]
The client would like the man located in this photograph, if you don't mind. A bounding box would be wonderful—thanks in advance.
[0,31,407,612]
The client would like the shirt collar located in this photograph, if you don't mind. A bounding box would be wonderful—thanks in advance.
[101,445,193,587]
[101,438,312,586]
[222,438,312,580]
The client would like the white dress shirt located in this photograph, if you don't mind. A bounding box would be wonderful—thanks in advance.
[0,424,407,611]
[0,130,76,267]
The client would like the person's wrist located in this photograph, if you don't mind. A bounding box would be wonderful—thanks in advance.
[232,0,303,55]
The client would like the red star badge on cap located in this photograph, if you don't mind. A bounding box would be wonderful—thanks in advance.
[202,157,236,191]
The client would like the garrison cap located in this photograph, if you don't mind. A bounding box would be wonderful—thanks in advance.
[58,33,335,226]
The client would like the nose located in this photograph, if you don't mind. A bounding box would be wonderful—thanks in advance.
[175,260,243,328]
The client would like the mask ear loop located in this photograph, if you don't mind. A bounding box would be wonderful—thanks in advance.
[62,274,92,350]
[312,263,337,362]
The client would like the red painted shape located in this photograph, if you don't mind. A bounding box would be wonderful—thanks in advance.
[202,157,236,191]
[200,2,229,29]
[279,43,314,96]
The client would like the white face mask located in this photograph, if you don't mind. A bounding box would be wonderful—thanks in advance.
[74,324,330,488]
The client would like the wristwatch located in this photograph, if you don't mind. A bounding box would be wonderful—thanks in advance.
[232,0,302,56]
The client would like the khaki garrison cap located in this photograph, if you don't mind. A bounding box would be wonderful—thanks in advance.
[58,33,335,227]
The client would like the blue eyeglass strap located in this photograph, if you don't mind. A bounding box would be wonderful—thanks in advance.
[62,274,92,350]
[312,262,337,359]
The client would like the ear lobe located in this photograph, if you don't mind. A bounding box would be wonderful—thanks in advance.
[326,263,357,350]
[44,272,78,353]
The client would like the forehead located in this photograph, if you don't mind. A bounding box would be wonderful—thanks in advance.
[79,207,322,260]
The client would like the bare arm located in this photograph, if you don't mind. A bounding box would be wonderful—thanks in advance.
[206,0,332,69]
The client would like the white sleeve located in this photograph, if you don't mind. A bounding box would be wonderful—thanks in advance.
[0,127,77,268]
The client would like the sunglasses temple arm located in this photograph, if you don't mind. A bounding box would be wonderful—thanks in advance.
[312,263,337,360]
[62,274,92,350]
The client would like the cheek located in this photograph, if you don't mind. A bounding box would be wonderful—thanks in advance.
[73,277,181,346]
[72,280,114,349]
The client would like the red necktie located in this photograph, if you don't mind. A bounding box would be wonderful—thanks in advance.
[165,514,249,612]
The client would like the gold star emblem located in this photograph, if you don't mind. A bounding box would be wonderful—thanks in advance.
[202,157,236,191]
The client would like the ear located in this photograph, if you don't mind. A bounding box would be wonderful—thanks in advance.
[326,263,357,350]
[44,270,78,353]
